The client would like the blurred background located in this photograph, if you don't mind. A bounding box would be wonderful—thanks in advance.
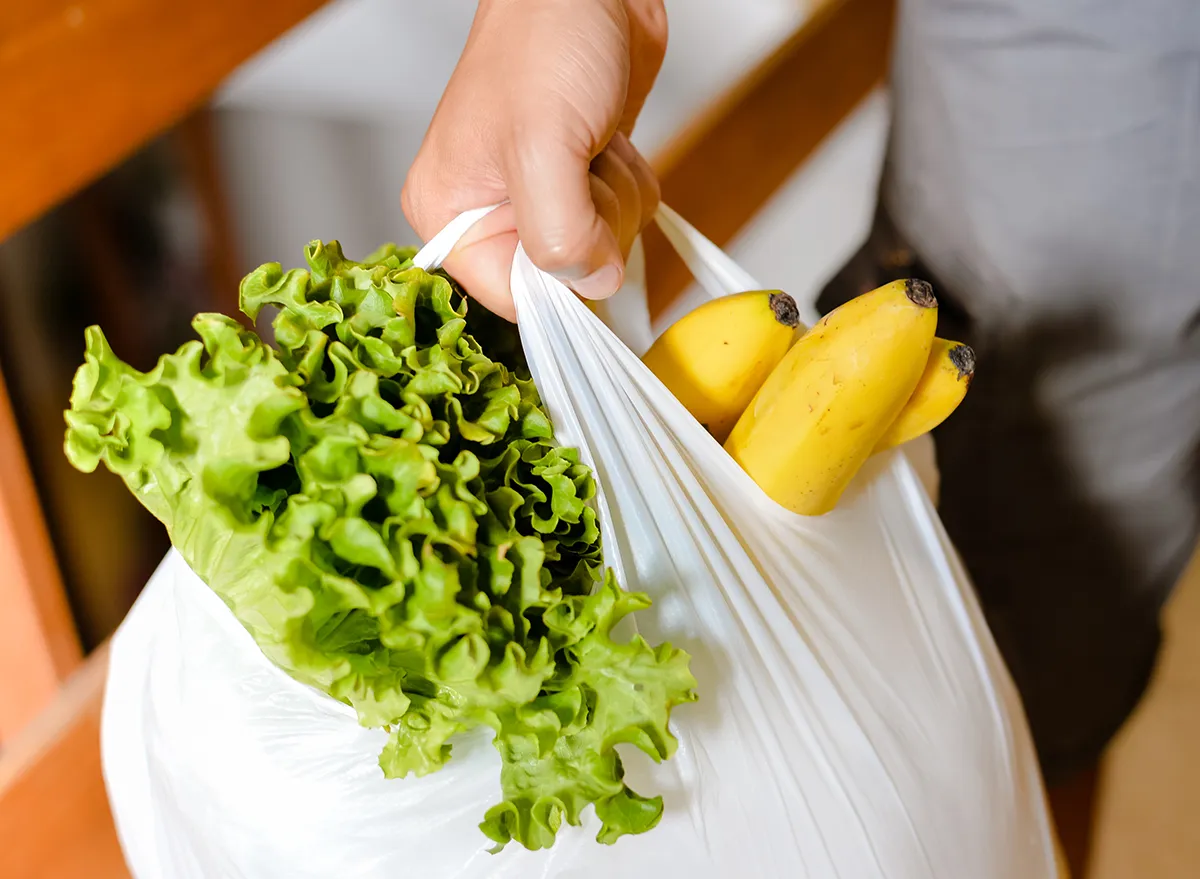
[1,1,1196,877]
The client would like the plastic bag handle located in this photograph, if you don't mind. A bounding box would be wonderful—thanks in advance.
[411,203,503,271]
[412,201,820,327]
[650,204,821,325]
[411,202,733,284]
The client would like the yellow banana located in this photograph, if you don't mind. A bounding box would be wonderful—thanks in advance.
[724,279,938,515]
[643,289,802,441]
[873,337,975,453]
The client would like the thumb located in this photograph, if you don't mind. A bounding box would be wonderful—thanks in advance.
[503,131,625,300]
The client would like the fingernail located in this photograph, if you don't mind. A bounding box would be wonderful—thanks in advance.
[557,263,622,299]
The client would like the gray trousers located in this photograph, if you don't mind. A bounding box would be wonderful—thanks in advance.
[818,0,1200,782]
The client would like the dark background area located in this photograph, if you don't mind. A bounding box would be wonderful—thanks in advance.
[0,117,237,649]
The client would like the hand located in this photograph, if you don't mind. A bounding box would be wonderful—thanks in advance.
[402,0,667,320]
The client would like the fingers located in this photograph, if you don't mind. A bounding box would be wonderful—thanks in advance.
[440,203,519,322]
[589,133,661,259]
[438,138,657,320]
[607,131,661,231]
[502,124,626,300]
[590,150,640,259]
[442,232,521,323]
[409,131,659,317]
[484,130,661,304]
[403,155,520,320]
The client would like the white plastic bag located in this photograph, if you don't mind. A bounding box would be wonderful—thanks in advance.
[102,205,1060,878]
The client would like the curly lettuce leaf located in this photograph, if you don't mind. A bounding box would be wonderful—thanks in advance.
[64,240,695,850]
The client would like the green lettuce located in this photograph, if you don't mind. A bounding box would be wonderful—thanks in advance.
[64,241,696,850]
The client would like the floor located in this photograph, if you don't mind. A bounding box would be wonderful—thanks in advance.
[1089,549,1200,877]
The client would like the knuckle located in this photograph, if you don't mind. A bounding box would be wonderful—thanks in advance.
[400,179,420,225]
[401,162,431,227]
[527,224,596,274]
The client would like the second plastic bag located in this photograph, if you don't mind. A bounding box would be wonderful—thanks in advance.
[102,205,1061,878]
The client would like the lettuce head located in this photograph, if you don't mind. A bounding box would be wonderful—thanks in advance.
[63,241,696,851]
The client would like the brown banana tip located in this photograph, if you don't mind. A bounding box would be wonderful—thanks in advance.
[904,279,937,309]
[949,343,976,380]
[769,292,801,328]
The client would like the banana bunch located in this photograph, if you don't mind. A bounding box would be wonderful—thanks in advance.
[643,279,974,515]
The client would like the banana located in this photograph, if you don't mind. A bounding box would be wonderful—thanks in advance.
[642,289,802,441]
[873,337,976,453]
[724,279,938,515]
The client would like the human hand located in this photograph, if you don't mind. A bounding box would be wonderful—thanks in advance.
[402,0,667,320]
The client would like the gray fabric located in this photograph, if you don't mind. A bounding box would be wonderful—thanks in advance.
[821,0,1200,781]
[885,0,1200,342]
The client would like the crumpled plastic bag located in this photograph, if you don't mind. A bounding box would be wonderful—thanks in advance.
[101,204,1061,878]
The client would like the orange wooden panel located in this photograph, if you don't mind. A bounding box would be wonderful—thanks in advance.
[0,0,328,243]
[0,362,82,740]
[646,0,896,318]
[0,643,128,879]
